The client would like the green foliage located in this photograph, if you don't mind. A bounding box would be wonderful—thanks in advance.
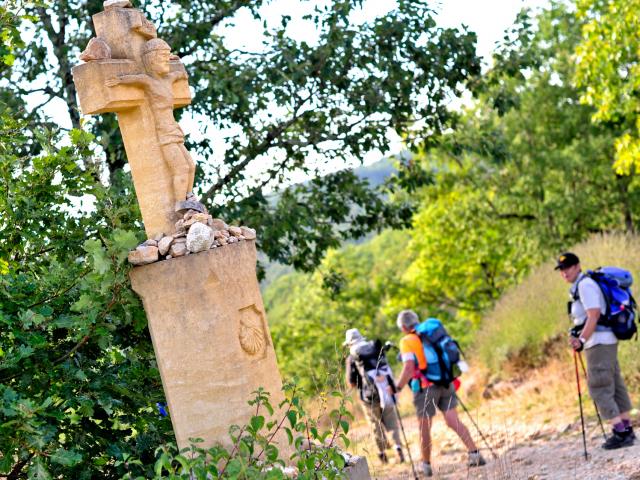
[122,386,354,480]
[0,0,28,70]
[266,229,412,392]
[475,234,640,384]
[265,3,640,392]
[394,3,636,327]
[575,0,640,174]
[7,0,481,271]
[251,170,413,271]
[0,115,171,477]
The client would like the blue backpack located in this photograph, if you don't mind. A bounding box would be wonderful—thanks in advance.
[415,318,461,386]
[574,267,637,340]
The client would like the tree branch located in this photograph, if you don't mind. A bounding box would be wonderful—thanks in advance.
[27,271,87,309]
[36,5,81,131]
[201,94,313,201]
[7,452,34,480]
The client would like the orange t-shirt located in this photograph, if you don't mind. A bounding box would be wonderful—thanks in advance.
[399,332,427,370]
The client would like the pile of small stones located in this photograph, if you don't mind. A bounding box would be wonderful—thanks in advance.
[128,209,256,266]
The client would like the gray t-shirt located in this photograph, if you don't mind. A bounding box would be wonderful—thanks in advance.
[570,273,616,349]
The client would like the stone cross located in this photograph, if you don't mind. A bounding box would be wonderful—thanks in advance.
[72,2,198,238]
[72,2,295,459]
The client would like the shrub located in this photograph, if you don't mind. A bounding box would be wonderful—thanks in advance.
[120,384,354,479]
[474,233,640,385]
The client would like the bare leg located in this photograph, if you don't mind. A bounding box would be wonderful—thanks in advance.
[418,416,432,463]
[162,143,191,201]
[361,402,387,455]
[180,143,196,194]
[443,408,478,451]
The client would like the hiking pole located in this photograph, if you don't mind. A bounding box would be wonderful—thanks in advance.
[388,378,419,480]
[454,393,498,460]
[573,350,589,461]
[577,351,608,441]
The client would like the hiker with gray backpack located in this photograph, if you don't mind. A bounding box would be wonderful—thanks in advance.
[557,252,636,450]
[344,328,405,464]
[394,310,486,477]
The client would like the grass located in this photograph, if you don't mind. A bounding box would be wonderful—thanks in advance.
[473,233,640,389]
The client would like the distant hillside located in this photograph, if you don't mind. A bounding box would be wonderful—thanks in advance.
[260,156,398,289]
[351,156,396,187]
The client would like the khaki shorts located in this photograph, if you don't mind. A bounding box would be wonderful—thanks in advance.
[585,343,633,420]
[413,384,457,418]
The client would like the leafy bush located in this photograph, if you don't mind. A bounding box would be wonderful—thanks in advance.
[121,385,354,480]
[267,229,413,393]
[474,233,640,384]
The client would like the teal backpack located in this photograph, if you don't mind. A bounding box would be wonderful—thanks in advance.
[415,318,461,387]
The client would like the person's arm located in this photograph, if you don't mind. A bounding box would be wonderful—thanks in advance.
[345,356,356,388]
[395,359,415,391]
[581,308,600,340]
[168,70,188,82]
[570,279,604,349]
[105,74,150,88]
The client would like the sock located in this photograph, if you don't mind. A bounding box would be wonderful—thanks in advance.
[623,419,632,429]
[613,421,626,433]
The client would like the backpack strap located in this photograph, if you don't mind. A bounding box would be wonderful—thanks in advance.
[572,272,612,330]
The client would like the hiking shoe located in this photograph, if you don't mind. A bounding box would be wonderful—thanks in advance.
[628,427,636,440]
[468,451,486,467]
[395,446,405,463]
[602,430,634,450]
[421,461,433,477]
[377,452,388,464]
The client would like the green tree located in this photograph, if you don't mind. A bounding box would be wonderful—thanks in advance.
[265,229,412,392]
[575,0,640,175]
[395,3,635,326]
[0,118,175,478]
[264,4,640,393]
[7,0,481,270]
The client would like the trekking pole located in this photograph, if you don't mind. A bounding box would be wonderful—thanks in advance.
[573,350,589,461]
[388,378,419,480]
[577,351,607,441]
[454,393,498,460]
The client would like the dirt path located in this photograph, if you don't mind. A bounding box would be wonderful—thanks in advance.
[346,360,640,479]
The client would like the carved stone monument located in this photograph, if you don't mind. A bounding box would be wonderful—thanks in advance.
[72,1,289,453]
[72,1,196,238]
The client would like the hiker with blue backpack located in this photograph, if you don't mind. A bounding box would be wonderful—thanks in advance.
[394,310,486,477]
[556,252,636,450]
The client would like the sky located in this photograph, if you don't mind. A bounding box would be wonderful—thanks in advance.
[219,0,551,60]
[436,0,551,61]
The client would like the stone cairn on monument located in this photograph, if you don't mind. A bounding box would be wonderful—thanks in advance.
[128,194,257,266]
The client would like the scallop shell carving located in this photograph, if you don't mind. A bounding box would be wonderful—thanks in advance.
[238,306,267,357]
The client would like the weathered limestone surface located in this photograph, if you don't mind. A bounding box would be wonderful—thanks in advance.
[129,240,289,452]
[72,6,192,238]
[344,456,371,480]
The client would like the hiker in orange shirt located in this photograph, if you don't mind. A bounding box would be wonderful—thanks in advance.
[394,309,485,477]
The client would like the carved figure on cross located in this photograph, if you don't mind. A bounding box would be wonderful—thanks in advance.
[106,38,196,206]
[72,2,202,237]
